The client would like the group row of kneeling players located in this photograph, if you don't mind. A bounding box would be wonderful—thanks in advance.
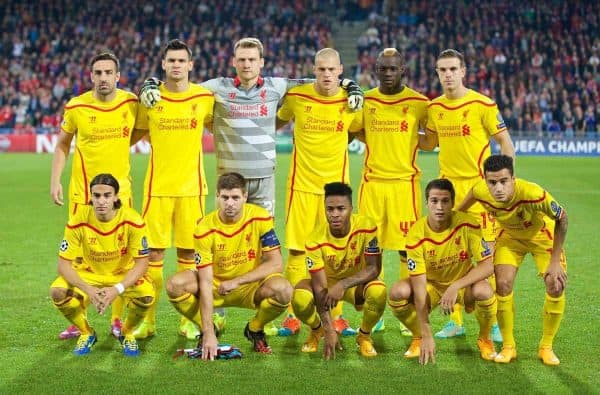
[50,154,568,364]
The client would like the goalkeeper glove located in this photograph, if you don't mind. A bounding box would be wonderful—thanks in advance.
[340,78,364,112]
[139,77,162,108]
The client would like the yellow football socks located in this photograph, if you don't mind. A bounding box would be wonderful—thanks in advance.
[168,292,202,328]
[122,297,153,335]
[360,282,386,332]
[146,260,164,325]
[291,288,320,328]
[389,299,421,337]
[475,295,497,339]
[249,297,289,332]
[540,293,565,348]
[497,292,515,347]
[54,295,92,335]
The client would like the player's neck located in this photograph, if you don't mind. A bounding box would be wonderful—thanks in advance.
[379,84,404,95]
[329,224,350,238]
[238,76,258,90]
[96,208,118,223]
[314,83,340,97]
[218,210,243,225]
[427,216,451,233]
[164,79,189,93]
[93,90,117,102]
[444,85,468,100]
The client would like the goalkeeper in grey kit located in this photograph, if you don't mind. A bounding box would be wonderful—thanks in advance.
[139,38,363,336]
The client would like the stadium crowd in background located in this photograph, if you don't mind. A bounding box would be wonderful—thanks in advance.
[353,0,599,138]
[1,0,597,136]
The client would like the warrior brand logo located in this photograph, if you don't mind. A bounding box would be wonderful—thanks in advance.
[335,121,344,132]
[462,124,470,136]
[438,113,444,120]
[327,255,336,264]
[156,106,163,113]
[369,108,376,114]
[260,104,268,116]
[89,116,96,123]
[304,105,312,113]
[190,118,198,129]
[229,92,237,100]
[399,120,408,132]
[427,249,436,257]
[217,243,225,251]
[247,249,256,260]
[122,126,130,137]
[88,237,97,245]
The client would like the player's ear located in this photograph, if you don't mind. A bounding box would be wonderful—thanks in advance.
[116,71,121,83]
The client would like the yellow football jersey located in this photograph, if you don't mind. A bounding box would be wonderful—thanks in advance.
[361,86,429,181]
[136,84,214,196]
[472,178,565,240]
[61,89,138,204]
[406,211,491,288]
[306,214,381,282]
[426,89,507,179]
[194,204,280,282]
[277,84,362,193]
[58,205,149,276]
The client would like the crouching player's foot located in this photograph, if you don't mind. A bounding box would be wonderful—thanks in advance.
[120,334,140,357]
[356,330,377,357]
[434,321,465,339]
[301,325,325,353]
[73,331,97,356]
[212,312,226,334]
[244,323,272,354]
[476,338,497,361]
[132,320,156,339]
[60,324,81,340]
[538,346,560,366]
[404,338,421,359]
[333,316,357,337]
[494,346,517,363]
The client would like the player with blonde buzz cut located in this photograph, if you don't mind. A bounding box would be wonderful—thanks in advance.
[50,51,140,341]
[277,48,363,336]
[132,39,214,341]
[291,182,386,359]
[389,179,497,365]
[354,47,430,335]
[420,48,513,341]
[166,173,292,358]
[458,155,568,366]
[50,174,154,357]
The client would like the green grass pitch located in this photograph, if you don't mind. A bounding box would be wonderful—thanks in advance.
[0,152,598,393]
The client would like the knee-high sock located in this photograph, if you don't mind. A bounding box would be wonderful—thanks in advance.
[177,258,197,328]
[249,297,289,332]
[122,297,153,335]
[449,303,463,326]
[145,261,164,324]
[169,292,202,329]
[292,288,320,329]
[475,295,497,339]
[497,292,515,347]
[389,299,421,338]
[285,253,307,316]
[53,295,92,334]
[540,293,565,348]
[111,295,126,322]
[360,281,386,333]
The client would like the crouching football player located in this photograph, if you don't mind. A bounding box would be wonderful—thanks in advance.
[50,174,154,357]
[291,182,386,359]
[166,173,292,359]
[389,179,497,364]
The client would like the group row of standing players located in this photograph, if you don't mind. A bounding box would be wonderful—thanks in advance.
[49,37,568,364]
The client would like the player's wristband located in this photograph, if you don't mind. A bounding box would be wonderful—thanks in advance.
[114,283,125,295]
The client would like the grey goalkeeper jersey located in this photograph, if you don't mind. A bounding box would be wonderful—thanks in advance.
[201,76,307,179]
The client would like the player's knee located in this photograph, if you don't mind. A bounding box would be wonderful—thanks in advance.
[49,287,68,302]
[544,279,565,298]
[291,288,315,314]
[270,277,293,304]
[495,277,513,296]
[166,273,188,298]
[471,280,494,301]
[389,280,411,302]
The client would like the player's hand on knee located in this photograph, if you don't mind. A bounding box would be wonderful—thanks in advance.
[139,77,162,108]
[545,263,567,294]
[340,78,364,112]
[420,336,436,365]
